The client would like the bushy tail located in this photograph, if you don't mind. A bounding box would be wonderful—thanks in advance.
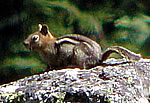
[101,46,142,62]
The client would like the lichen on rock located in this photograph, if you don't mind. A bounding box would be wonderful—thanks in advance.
[0,58,150,103]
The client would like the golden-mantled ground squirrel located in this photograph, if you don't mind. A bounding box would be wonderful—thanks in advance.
[23,24,141,69]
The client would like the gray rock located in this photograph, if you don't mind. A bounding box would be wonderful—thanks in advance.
[0,58,150,103]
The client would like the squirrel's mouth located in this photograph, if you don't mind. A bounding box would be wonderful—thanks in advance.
[29,46,33,51]
[23,42,32,51]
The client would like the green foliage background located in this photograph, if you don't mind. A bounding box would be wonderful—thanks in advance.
[1,0,150,84]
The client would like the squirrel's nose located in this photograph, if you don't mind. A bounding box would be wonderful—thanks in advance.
[23,42,29,46]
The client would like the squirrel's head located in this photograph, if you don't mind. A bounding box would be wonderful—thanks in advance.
[23,24,54,51]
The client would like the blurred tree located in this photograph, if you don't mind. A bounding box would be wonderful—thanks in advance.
[1,0,150,84]
[114,15,150,52]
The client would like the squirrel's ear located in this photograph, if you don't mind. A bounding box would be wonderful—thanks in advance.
[38,24,42,32]
[38,24,54,38]
[38,24,49,36]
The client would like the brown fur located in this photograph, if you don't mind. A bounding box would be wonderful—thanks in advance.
[24,24,142,69]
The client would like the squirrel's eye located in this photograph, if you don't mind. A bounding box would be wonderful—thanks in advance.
[32,35,39,42]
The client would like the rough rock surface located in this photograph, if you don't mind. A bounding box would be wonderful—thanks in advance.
[0,58,150,103]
